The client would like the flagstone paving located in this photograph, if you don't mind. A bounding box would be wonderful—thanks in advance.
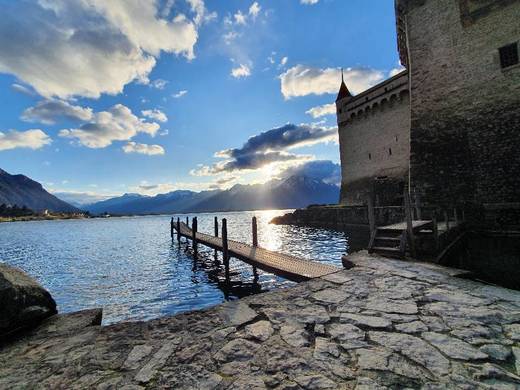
[1,251,519,389]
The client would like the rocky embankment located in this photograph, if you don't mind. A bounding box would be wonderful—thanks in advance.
[1,253,520,388]
[271,205,404,231]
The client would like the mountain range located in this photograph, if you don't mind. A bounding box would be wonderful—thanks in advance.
[0,160,341,215]
[0,169,77,212]
[85,175,339,215]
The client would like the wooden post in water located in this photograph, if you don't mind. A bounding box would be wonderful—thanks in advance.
[252,216,259,280]
[367,193,376,236]
[454,207,459,224]
[444,210,450,230]
[404,188,416,258]
[186,216,189,226]
[213,216,219,261]
[192,217,198,257]
[176,217,181,242]
[222,218,230,281]
[170,217,174,239]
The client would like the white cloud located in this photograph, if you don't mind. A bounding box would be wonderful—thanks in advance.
[141,109,168,123]
[51,190,113,206]
[173,90,188,98]
[305,103,336,118]
[300,0,319,4]
[280,65,385,99]
[150,79,169,90]
[234,10,247,25]
[11,83,35,96]
[249,2,261,19]
[280,56,288,66]
[122,142,165,156]
[0,129,51,151]
[186,0,217,26]
[223,31,241,45]
[21,100,94,125]
[59,104,160,148]
[0,0,201,99]
[389,65,406,77]
[130,179,225,195]
[231,64,251,78]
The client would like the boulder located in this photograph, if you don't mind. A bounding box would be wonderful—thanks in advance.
[0,263,57,337]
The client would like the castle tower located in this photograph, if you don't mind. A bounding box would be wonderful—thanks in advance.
[396,0,520,217]
[335,68,410,206]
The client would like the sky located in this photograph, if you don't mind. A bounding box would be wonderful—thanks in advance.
[0,0,402,204]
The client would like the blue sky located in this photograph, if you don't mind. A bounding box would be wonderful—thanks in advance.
[0,0,401,204]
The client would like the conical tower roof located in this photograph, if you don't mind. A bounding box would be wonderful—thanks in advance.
[336,69,352,102]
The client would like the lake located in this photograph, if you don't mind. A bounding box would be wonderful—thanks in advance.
[0,210,354,324]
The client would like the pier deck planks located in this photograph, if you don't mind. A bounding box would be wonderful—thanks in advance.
[175,222,340,282]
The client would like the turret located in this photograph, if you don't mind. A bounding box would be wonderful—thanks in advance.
[336,68,352,102]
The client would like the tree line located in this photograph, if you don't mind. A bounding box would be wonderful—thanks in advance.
[0,204,35,217]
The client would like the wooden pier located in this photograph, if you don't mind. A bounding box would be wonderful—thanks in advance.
[171,217,340,282]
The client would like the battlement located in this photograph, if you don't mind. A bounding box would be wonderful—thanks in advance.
[336,70,408,128]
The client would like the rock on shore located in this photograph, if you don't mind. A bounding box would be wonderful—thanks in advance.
[0,263,57,337]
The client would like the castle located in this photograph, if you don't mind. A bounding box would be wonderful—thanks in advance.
[336,0,519,223]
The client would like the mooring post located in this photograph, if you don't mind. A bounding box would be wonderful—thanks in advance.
[186,216,189,226]
[367,193,376,235]
[170,217,174,239]
[252,216,258,280]
[222,218,230,281]
[252,216,258,247]
[444,210,450,230]
[213,216,219,261]
[192,217,198,257]
[176,217,180,242]
[404,188,416,258]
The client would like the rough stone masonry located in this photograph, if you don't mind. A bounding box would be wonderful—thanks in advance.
[1,251,519,389]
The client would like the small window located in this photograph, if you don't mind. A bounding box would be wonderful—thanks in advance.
[499,43,519,69]
[368,153,371,160]
[389,148,392,156]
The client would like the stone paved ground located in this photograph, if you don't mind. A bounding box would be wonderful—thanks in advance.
[1,251,519,389]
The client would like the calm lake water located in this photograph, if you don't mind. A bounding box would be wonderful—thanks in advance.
[0,210,357,324]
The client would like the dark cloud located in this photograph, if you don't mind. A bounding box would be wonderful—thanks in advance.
[21,100,93,125]
[279,160,341,185]
[193,123,336,175]
[219,123,336,159]
[214,151,310,173]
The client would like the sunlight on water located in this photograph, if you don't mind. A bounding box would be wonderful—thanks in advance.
[0,210,356,324]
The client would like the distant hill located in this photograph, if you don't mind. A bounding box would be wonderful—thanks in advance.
[85,175,339,215]
[0,168,78,212]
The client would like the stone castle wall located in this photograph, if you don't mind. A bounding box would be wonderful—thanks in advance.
[336,72,411,206]
[403,0,520,207]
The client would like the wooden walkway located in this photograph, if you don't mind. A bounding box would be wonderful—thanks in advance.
[174,221,340,282]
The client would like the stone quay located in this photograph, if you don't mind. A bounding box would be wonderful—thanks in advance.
[1,251,519,389]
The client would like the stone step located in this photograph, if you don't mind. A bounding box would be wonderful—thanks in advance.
[374,236,401,241]
[371,246,403,253]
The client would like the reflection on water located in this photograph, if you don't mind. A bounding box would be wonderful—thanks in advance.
[0,210,355,324]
